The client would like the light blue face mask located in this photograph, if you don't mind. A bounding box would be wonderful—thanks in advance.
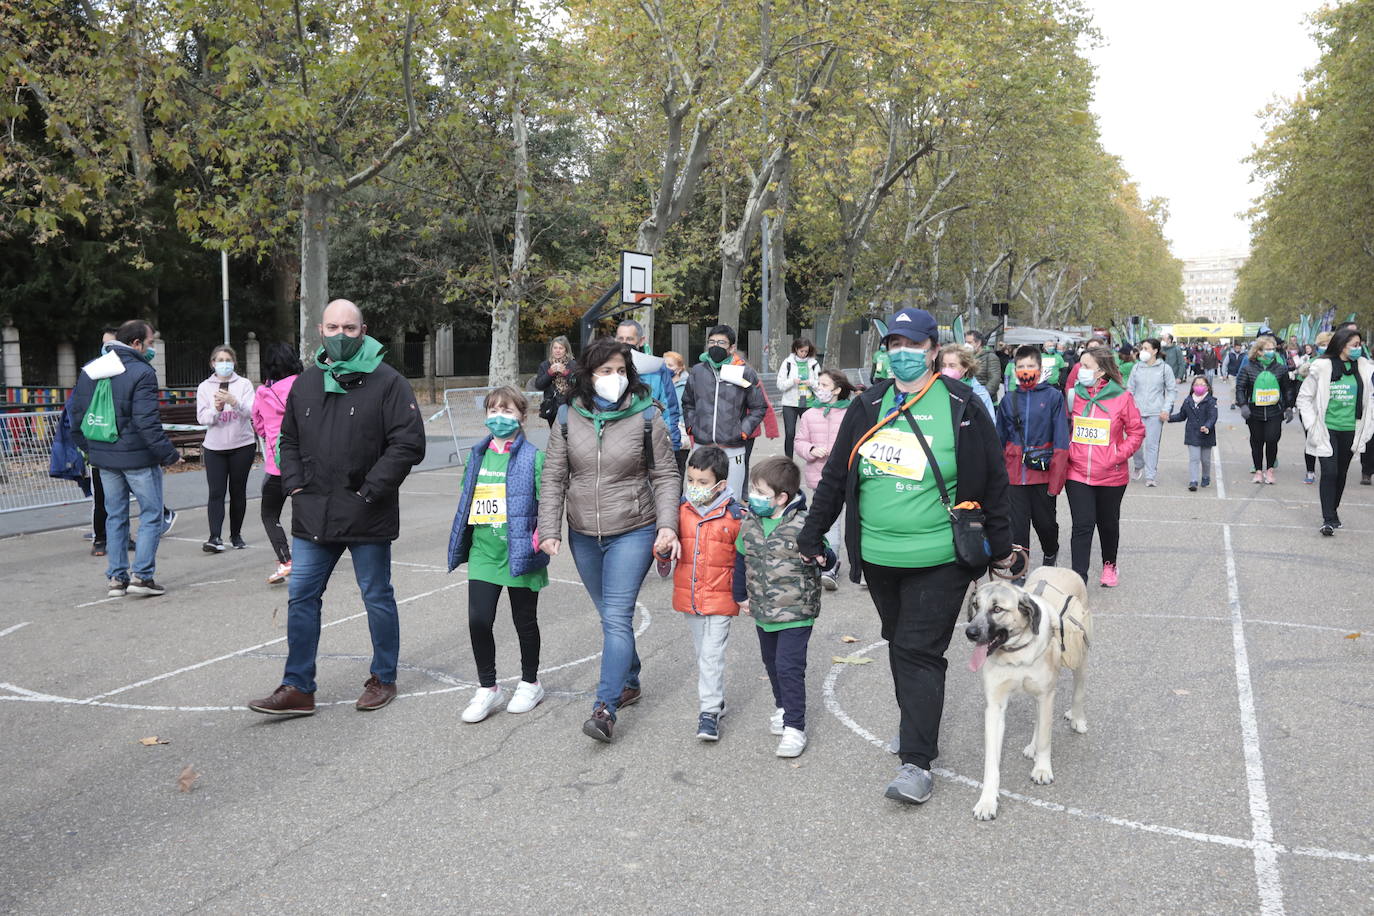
[214,361,234,378]
[748,494,778,518]
[1349,346,1365,360]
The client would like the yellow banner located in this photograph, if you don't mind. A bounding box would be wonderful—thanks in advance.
[1171,323,1244,338]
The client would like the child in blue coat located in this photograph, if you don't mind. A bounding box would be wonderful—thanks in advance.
[447,387,550,722]
[1169,375,1219,491]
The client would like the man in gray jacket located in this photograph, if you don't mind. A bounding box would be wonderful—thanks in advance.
[681,324,766,497]
[1160,334,1187,383]
[966,330,1002,402]
[1126,337,1178,486]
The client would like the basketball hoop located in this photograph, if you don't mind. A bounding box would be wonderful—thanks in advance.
[632,292,669,304]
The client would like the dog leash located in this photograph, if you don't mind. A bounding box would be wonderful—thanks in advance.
[987,545,1029,581]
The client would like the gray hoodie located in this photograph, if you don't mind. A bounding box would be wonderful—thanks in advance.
[1127,358,1178,416]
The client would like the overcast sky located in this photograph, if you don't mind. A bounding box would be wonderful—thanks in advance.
[1082,0,1325,260]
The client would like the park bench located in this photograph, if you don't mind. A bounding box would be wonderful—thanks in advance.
[158,402,207,455]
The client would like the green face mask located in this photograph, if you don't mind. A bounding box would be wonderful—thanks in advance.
[484,415,521,439]
[748,494,778,518]
[142,346,156,362]
[323,333,364,363]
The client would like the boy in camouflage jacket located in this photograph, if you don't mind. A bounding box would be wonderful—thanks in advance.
[732,456,836,759]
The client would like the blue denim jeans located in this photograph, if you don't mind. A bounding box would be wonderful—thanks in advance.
[568,524,656,715]
[282,538,400,694]
[99,466,164,582]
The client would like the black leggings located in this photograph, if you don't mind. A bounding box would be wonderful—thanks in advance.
[1319,429,1356,525]
[204,443,255,539]
[1247,415,1282,471]
[468,579,541,688]
[260,474,292,563]
[90,465,107,540]
[1065,480,1126,580]
[781,406,807,458]
[1301,420,1317,473]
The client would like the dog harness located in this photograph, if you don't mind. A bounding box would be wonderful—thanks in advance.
[1030,579,1090,656]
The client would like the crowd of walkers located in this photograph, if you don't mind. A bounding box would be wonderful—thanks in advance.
[58,304,1371,813]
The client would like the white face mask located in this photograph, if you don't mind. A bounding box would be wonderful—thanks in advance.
[593,373,628,403]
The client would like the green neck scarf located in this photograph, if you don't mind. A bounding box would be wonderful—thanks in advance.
[315,336,386,394]
[573,392,653,439]
[699,351,726,369]
[821,398,851,416]
[1074,378,1124,414]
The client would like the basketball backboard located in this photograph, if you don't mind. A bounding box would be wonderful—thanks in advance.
[620,250,653,305]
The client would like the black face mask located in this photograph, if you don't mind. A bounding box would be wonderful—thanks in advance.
[707,345,729,364]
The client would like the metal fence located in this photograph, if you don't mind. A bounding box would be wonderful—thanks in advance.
[0,410,92,514]
[438,387,544,464]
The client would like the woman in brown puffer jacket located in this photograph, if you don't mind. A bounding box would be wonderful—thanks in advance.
[539,336,680,743]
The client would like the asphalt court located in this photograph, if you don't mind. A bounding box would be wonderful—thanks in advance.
[1,382,1370,914]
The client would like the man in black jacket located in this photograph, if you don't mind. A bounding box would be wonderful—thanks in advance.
[798,306,1015,808]
[250,299,426,717]
[69,319,183,599]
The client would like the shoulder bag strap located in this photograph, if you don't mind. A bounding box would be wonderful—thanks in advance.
[899,406,953,513]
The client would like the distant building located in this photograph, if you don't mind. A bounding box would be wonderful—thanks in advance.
[1181,252,1246,323]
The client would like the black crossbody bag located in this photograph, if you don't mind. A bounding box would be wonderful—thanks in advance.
[899,407,989,569]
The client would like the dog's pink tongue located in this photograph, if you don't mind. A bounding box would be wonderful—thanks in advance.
[969,643,989,672]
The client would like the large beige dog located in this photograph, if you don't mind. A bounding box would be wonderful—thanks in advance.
[963,567,1093,821]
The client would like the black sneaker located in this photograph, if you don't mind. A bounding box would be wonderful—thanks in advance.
[162,508,178,535]
[582,705,614,743]
[91,541,107,557]
[127,577,166,597]
[1042,553,1058,568]
[1320,524,1335,537]
[107,578,129,597]
[230,535,247,550]
[203,537,225,553]
[696,712,720,742]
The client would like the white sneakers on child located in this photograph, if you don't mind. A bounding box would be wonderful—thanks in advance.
[776,726,808,758]
[506,681,545,714]
[769,707,785,736]
[461,686,502,723]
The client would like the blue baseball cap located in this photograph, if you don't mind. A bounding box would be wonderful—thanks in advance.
[883,308,938,346]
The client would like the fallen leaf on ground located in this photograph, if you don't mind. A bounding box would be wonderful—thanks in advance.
[832,655,873,665]
[1345,632,1362,639]
[840,635,858,643]
[177,765,200,793]
[790,763,801,769]
[138,736,170,746]
[271,607,280,627]
[1172,689,1191,696]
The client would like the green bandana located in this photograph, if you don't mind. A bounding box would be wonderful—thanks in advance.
[573,392,653,439]
[1074,378,1125,414]
[822,398,851,416]
[315,335,386,394]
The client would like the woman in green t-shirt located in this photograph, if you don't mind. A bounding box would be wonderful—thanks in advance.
[797,307,1015,809]
[1296,327,1374,535]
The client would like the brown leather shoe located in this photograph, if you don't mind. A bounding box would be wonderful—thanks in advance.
[248,684,315,717]
[617,685,642,709]
[582,704,614,743]
[356,675,396,711]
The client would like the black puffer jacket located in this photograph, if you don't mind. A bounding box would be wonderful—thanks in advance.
[69,345,180,470]
[279,362,427,543]
[799,377,1012,581]
[1235,358,1293,422]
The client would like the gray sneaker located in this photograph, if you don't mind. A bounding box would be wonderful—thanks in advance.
[884,763,933,804]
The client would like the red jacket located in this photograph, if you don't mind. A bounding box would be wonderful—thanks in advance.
[672,496,745,615]
[1065,380,1146,487]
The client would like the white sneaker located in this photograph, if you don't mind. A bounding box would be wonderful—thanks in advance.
[776,726,808,758]
[770,707,785,736]
[460,686,502,723]
[506,680,545,714]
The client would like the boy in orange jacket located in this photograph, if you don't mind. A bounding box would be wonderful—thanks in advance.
[672,446,746,741]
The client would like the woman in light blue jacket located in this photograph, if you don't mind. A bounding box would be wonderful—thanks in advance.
[1125,338,1177,487]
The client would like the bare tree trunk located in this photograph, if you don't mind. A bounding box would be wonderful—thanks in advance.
[765,155,792,372]
[424,329,438,403]
[823,244,860,362]
[716,151,780,335]
[299,189,332,358]
[488,44,531,388]
[271,247,300,345]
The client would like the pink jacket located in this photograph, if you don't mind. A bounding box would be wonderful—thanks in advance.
[250,374,297,476]
[1065,380,1145,487]
[794,403,849,490]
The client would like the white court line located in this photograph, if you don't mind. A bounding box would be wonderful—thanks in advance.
[188,579,236,588]
[1118,517,1373,535]
[75,597,123,609]
[0,621,33,638]
[77,578,472,704]
[822,638,1374,868]
[1214,439,1227,499]
[1224,523,1284,914]
[392,561,449,571]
